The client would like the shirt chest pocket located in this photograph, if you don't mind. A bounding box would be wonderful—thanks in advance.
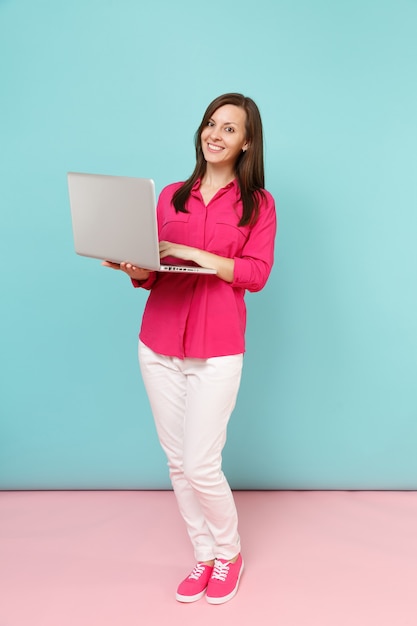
[160,213,191,245]
[207,222,249,258]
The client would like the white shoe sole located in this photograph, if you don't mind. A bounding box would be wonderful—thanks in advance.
[176,588,207,603]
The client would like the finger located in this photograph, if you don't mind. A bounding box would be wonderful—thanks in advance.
[102,261,120,269]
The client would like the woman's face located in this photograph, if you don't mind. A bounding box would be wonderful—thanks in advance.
[200,104,248,169]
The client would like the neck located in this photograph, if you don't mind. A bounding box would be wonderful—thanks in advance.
[201,165,236,190]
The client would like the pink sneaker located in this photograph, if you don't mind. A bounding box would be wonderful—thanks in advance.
[176,563,214,603]
[206,554,244,604]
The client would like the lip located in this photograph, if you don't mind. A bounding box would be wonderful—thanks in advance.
[207,143,224,153]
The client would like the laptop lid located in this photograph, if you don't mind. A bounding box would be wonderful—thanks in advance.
[67,172,216,274]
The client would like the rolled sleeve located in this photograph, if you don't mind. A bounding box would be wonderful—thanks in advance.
[231,192,277,292]
[131,272,158,290]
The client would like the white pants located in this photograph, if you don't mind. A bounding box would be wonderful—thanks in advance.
[138,340,243,562]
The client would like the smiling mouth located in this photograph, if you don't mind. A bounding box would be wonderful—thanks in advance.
[207,143,224,152]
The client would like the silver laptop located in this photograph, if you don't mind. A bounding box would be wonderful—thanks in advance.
[67,172,216,274]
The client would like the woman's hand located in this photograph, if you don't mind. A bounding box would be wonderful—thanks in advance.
[159,241,198,263]
[102,261,151,281]
[159,241,235,283]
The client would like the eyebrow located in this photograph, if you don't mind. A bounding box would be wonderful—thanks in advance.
[209,118,239,126]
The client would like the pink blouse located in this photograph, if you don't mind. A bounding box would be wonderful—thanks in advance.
[133,178,277,359]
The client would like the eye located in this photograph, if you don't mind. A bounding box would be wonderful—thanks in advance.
[225,126,235,133]
[207,120,215,127]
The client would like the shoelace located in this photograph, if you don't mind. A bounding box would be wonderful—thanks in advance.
[188,563,206,580]
[211,560,230,582]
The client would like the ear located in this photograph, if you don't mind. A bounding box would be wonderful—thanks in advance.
[242,140,249,152]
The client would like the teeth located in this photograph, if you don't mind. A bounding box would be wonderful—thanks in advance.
[208,143,223,151]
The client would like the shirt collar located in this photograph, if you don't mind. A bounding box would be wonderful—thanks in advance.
[191,177,239,197]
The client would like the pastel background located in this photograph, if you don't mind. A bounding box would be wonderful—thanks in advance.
[1,0,416,490]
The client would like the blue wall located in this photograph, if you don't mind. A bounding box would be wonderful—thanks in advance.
[1,0,416,489]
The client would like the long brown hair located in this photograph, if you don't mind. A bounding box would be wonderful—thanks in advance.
[172,93,265,226]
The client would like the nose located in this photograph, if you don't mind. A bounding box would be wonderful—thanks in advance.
[208,126,221,141]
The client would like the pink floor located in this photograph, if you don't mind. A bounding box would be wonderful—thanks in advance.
[1,490,416,625]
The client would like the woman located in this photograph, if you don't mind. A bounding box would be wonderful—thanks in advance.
[103,93,276,604]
